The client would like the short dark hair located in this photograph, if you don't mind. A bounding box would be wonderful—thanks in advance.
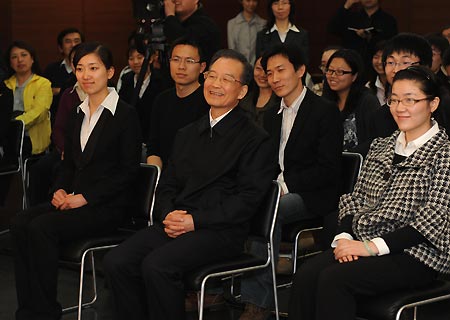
[73,42,114,70]
[261,44,306,72]
[169,36,206,63]
[382,33,432,68]
[5,40,41,76]
[209,49,253,85]
[57,28,84,47]
[425,34,449,57]
[393,66,440,98]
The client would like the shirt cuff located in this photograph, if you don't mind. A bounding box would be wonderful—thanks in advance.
[331,232,353,247]
[371,237,390,256]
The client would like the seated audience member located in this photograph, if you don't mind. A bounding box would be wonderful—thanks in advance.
[368,33,450,146]
[118,45,163,142]
[10,42,141,320]
[26,45,87,206]
[44,28,84,123]
[239,55,280,126]
[103,49,278,320]
[323,49,380,153]
[239,44,343,319]
[366,40,387,105]
[312,45,342,96]
[327,0,397,69]
[4,41,52,157]
[425,34,449,82]
[442,25,450,44]
[146,37,209,169]
[163,0,221,65]
[288,66,450,320]
[227,0,266,65]
[256,0,309,64]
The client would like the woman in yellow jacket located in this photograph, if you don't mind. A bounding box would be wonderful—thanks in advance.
[4,41,52,156]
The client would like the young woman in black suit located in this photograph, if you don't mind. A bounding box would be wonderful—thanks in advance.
[10,42,141,320]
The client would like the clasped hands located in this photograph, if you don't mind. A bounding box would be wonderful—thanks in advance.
[51,189,88,210]
[163,210,195,238]
[333,238,379,263]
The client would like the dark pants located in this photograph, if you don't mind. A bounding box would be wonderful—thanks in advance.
[103,224,244,320]
[288,248,437,320]
[10,203,118,320]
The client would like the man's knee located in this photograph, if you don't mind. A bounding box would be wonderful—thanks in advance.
[103,247,132,277]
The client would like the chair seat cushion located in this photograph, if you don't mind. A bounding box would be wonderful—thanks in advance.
[59,230,132,262]
[282,218,323,242]
[184,253,267,291]
[356,280,450,320]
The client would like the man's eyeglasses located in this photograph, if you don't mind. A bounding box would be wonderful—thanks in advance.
[203,71,243,85]
[387,96,432,107]
[384,61,420,68]
[325,68,353,76]
[169,56,200,65]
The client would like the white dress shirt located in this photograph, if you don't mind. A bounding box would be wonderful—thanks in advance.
[277,86,306,194]
[78,88,118,151]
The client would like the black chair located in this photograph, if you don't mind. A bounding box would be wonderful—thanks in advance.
[59,163,160,320]
[356,278,450,320]
[281,151,364,276]
[183,181,281,320]
[0,120,25,234]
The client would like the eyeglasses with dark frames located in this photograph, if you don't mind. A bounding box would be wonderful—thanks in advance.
[325,68,353,76]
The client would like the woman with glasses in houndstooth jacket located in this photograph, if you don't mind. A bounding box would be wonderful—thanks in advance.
[288,65,450,320]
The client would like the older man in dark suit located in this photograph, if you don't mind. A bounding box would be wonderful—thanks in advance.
[239,44,343,320]
[103,49,278,320]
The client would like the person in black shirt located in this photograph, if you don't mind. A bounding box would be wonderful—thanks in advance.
[146,37,209,169]
[44,28,84,124]
[328,0,397,69]
[163,0,220,65]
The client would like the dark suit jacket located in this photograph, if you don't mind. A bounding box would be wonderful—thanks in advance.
[256,28,309,64]
[263,89,343,216]
[154,107,278,240]
[54,99,141,221]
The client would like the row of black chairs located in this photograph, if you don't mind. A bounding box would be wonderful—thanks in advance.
[1,119,450,319]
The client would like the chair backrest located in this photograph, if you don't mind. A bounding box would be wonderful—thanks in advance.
[341,152,363,195]
[0,120,24,173]
[128,164,160,228]
[249,181,281,241]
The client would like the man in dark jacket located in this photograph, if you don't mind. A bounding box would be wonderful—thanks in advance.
[103,49,278,320]
[328,0,397,68]
[163,0,220,64]
[240,44,343,320]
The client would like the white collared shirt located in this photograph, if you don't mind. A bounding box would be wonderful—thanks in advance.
[332,121,440,255]
[78,88,118,151]
[133,73,151,99]
[209,108,234,128]
[277,86,306,194]
[395,121,439,156]
[269,23,300,43]
[60,59,73,74]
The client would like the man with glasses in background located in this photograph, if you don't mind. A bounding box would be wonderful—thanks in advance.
[366,32,450,154]
[104,49,278,320]
[146,37,209,169]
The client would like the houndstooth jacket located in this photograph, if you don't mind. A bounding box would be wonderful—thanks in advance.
[339,128,450,274]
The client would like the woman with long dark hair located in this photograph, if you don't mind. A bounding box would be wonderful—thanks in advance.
[323,48,380,153]
[255,0,309,64]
